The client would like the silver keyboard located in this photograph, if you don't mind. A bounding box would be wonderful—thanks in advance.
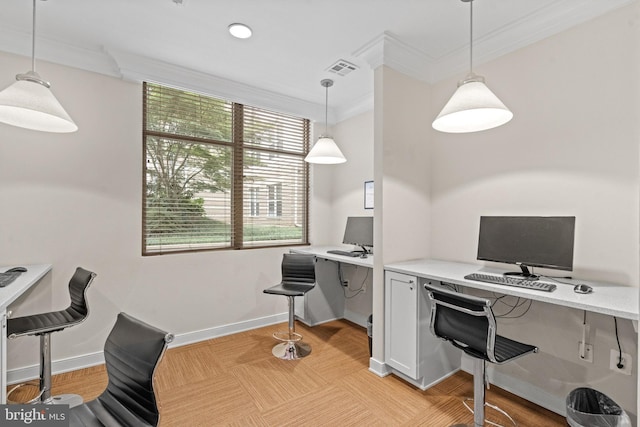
[326,250,362,257]
[464,272,556,292]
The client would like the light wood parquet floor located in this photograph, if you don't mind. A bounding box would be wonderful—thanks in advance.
[10,320,566,426]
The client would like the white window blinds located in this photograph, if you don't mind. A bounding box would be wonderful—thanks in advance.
[143,82,309,255]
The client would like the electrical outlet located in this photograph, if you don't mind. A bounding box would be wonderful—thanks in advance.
[610,349,632,375]
[342,280,349,287]
[578,342,593,363]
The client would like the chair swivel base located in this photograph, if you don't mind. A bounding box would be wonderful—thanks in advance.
[271,331,311,360]
[7,381,83,408]
[49,394,84,408]
[272,341,311,359]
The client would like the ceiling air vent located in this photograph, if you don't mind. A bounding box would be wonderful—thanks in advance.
[326,60,358,77]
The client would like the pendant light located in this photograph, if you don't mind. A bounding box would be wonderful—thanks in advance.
[304,79,346,164]
[0,0,77,133]
[432,0,512,133]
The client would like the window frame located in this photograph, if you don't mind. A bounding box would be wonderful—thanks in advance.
[142,82,311,255]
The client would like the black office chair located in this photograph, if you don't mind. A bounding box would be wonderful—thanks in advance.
[68,312,173,427]
[424,284,538,427]
[263,253,316,360]
[7,267,97,406]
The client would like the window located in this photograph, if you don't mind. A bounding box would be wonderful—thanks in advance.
[143,82,310,255]
[267,183,282,217]
[249,187,260,217]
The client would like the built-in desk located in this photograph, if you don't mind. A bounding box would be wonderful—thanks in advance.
[293,245,373,268]
[385,258,639,321]
[0,264,52,403]
[383,258,639,415]
[291,246,373,326]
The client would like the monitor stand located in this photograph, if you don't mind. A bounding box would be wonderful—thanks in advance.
[358,245,372,255]
[504,264,539,280]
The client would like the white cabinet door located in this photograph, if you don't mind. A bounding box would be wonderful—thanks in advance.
[384,271,418,378]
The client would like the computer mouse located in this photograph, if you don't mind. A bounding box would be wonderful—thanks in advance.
[360,253,368,259]
[5,266,27,273]
[573,284,593,294]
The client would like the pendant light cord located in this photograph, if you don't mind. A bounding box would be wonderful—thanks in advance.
[469,0,474,74]
[318,79,334,136]
[324,83,329,135]
[31,0,37,73]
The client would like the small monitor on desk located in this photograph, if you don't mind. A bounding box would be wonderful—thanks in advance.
[343,216,373,254]
[476,216,575,278]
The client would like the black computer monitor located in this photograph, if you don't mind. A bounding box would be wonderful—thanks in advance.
[476,216,575,278]
[343,216,374,253]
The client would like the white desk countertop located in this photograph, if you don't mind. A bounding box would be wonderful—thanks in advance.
[292,246,373,268]
[384,258,639,321]
[0,264,52,309]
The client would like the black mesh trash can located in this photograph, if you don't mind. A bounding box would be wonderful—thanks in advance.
[366,314,373,357]
[566,388,631,427]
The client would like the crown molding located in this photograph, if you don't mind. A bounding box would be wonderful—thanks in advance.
[353,0,634,84]
[333,90,373,123]
[0,27,120,78]
[108,49,331,123]
[429,0,636,82]
[353,31,435,83]
[0,27,332,124]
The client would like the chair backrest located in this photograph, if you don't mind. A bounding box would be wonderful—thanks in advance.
[424,284,497,363]
[97,313,173,427]
[281,253,316,284]
[66,267,97,321]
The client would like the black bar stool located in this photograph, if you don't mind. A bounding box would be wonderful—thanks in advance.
[7,267,96,406]
[424,284,538,427]
[263,253,316,360]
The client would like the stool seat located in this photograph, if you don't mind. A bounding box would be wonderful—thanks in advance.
[263,254,316,360]
[263,281,315,297]
[8,309,87,338]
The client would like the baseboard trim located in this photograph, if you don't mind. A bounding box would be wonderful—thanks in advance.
[170,313,288,347]
[7,312,288,385]
[343,309,368,328]
[368,357,391,377]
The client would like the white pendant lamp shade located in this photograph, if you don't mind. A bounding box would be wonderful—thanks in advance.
[0,0,77,133]
[432,0,512,133]
[305,136,346,164]
[432,75,513,133]
[0,73,77,133]
[305,79,346,164]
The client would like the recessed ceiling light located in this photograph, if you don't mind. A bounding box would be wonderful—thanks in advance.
[228,23,252,39]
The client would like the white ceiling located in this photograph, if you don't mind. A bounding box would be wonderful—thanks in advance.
[0,0,633,123]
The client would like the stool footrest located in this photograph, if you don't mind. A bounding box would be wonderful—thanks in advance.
[273,331,302,343]
[463,397,517,427]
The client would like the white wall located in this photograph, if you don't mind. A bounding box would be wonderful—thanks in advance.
[309,111,375,325]
[429,3,639,418]
[324,111,374,244]
[0,51,296,375]
[371,66,432,363]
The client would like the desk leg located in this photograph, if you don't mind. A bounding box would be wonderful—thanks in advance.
[297,260,345,326]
